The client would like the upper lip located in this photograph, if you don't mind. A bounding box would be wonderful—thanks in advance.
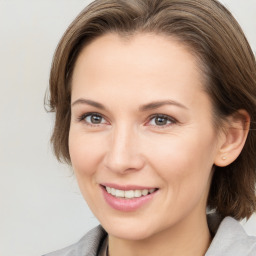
[101,183,158,190]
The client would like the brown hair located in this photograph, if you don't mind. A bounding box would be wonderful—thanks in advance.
[46,0,256,220]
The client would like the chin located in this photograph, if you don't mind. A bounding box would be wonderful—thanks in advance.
[100,217,162,241]
[108,227,154,241]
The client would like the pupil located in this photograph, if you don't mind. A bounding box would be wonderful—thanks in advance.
[91,115,102,124]
[156,117,167,125]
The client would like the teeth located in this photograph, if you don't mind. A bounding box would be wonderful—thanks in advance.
[142,189,149,196]
[149,188,155,193]
[115,189,125,198]
[105,186,157,198]
[111,188,116,196]
[134,190,142,197]
[125,190,134,198]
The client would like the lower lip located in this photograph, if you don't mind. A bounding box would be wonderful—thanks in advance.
[101,186,157,212]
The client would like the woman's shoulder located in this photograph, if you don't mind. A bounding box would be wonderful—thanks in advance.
[206,214,256,256]
[42,225,107,256]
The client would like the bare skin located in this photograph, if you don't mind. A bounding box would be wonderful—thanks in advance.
[69,33,249,256]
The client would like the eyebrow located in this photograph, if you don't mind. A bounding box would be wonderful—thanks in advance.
[71,98,106,110]
[139,100,188,111]
[71,98,188,111]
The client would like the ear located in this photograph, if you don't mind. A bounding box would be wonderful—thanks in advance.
[214,110,250,167]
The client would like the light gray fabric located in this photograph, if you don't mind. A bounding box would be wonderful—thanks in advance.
[205,216,256,256]
[43,215,256,256]
[42,226,107,256]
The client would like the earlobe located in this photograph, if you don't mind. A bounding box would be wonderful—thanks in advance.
[214,110,250,167]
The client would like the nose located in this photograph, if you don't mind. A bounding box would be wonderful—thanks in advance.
[103,125,145,174]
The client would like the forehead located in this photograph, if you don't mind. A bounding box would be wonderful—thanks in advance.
[73,33,201,77]
[71,33,206,106]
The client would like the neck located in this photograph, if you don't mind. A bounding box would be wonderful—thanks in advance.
[108,213,212,256]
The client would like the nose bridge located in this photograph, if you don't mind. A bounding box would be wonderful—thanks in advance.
[104,123,144,173]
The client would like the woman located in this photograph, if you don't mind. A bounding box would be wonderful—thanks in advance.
[44,0,256,255]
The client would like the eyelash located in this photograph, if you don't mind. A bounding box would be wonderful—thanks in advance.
[77,112,177,128]
[147,114,177,128]
[77,112,108,127]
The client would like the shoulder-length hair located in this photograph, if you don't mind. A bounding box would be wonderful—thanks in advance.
[46,0,256,220]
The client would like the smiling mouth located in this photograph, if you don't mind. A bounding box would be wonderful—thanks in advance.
[103,186,158,199]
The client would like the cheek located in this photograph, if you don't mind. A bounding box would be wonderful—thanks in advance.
[147,129,216,191]
[149,134,216,217]
[69,130,105,176]
[68,131,106,208]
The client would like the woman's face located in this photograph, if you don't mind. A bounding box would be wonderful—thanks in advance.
[69,33,222,240]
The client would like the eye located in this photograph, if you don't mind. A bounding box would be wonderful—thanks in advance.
[147,114,176,127]
[79,113,108,126]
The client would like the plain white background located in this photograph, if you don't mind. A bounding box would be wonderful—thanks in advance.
[0,1,255,255]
